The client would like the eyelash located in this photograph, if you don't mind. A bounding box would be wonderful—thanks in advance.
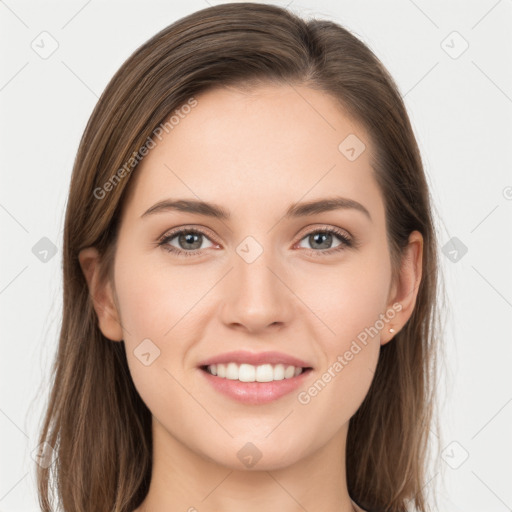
[157,226,354,258]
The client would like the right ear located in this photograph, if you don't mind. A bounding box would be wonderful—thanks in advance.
[78,247,124,342]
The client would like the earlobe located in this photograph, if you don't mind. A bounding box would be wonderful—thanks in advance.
[78,247,124,342]
[382,230,423,345]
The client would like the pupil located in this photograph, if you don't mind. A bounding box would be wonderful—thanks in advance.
[180,232,201,250]
[312,232,331,249]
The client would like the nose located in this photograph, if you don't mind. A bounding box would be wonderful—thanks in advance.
[218,242,294,334]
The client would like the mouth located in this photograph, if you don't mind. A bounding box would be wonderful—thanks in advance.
[198,363,314,405]
[199,363,313,382]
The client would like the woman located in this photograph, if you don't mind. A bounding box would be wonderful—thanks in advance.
[36,3,444,511]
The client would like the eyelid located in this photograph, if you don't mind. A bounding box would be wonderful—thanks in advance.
[295,223,352,241]
[159,224,352,243]
[158,225,220,244]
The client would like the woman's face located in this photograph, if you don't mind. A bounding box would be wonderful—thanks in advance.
[83,83,422,471]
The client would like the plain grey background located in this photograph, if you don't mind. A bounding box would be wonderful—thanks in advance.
[1,1,511,510]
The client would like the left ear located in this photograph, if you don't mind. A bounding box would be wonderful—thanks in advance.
[381,230,423,345]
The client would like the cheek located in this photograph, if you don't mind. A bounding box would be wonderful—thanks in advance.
[293,250,389,419]
[114,257,201,424]
[114,248,205,339]
[305,252,391,350]
[295,267,387,435]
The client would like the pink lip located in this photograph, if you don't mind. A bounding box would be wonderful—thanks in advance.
[199,366,313,405]
[197,350,313,369]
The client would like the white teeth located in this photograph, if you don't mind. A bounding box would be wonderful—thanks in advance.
[206,363,304,382]
[284,365,295,379]
[241,363,257,382]
[255,364,273,382]
[226,362,238,380]
[273,364,285,380]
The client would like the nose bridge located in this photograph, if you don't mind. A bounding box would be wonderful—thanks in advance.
[221,233,292,330]
[235,233,283,301]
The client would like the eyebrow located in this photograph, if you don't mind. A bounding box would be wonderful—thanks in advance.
[141,196,372,222]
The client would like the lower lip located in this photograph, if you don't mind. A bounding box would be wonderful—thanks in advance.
[199,367,313,405]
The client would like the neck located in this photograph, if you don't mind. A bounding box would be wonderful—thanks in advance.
[135,417,360,512]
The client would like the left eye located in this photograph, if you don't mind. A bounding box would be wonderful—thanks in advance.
[158,227,352,257]
[296,229,351,251]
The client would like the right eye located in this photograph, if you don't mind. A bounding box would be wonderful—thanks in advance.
[158,228,217,257]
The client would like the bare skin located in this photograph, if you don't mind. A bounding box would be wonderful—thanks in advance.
[79,83,423,512]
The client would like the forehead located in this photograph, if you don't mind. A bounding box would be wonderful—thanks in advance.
[122,83,384,224]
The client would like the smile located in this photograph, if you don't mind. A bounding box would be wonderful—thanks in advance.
[203,362,305,382]
[199,364,313,405]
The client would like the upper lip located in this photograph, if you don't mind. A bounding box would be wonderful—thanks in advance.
[197,350,313,369]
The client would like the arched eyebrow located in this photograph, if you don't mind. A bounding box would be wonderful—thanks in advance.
[141,196,372,222]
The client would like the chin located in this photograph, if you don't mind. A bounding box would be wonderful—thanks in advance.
[199,439,307,472]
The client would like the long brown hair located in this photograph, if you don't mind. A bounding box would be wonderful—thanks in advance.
[35,3,446,511]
